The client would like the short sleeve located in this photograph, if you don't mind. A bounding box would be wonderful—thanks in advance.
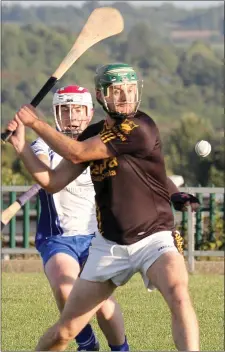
[100,116,158,157]
[30,137,50,157]
[78,120,104,141]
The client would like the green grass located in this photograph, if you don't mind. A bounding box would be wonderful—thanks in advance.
[1,273,224,351]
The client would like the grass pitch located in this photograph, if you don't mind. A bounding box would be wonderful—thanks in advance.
[1,273,224,351]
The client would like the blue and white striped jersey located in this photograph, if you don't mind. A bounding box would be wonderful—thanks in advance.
[31,137,98,247]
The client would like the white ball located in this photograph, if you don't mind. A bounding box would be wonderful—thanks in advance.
[195,140,211,157]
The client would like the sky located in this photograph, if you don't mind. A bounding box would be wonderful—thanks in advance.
[2,1,224,9]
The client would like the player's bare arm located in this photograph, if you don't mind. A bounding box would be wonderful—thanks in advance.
[18,142,85,193]
[32,119,113,163]
[36,154,50,167]
[6,115,86,192]
[16,104,114,163]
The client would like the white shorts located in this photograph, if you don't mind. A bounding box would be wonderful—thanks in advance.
[80,230,180,291]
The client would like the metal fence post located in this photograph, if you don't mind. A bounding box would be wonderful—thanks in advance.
[187,206,195,273]
[195,193,203,249]
[209,192,216,242]
[23,201,30,248]
[9,191,16,248]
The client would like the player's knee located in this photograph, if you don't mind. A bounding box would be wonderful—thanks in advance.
[168,281,190,313]
[56,324,77,343]
[44,324,72,347]
[97,297,116,318]
[49,286,71,313]
[54,284,71,307]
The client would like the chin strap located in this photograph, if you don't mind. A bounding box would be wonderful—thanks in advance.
[105,109,127,121]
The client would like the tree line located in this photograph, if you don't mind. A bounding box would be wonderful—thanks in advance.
[1,10,224,187]
[2,2,224,34]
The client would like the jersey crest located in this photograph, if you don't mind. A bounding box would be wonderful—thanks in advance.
[120,119,139,135]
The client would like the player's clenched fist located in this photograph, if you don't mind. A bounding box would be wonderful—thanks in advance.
[16,104,39,127]
[6,115,25,151]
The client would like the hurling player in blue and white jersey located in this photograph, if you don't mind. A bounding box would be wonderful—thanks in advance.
[29,85,129,352]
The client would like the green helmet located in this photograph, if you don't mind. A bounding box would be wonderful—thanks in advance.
[95,63,138,95]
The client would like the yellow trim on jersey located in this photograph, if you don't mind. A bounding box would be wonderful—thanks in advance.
[100,128,117,144]
[101,135,116,144]
[101,136,116,144]
[100,131,115,139]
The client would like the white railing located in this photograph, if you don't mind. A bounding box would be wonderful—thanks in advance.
[180,187,224,272]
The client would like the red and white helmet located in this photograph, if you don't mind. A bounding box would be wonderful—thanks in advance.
[53,85,93,137]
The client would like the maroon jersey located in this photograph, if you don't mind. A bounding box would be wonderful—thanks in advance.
[78,111,174,245]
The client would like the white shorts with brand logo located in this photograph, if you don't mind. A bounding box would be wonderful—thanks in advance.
[80,230,180,291]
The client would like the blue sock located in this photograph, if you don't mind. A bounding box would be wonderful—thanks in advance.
[76,323,98,351]
[109,336,129,351]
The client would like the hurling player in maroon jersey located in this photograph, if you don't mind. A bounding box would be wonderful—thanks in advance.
[10,63,199,351]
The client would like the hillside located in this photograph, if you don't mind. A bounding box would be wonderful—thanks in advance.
[2,2,224,40]
[2,22,223,128]
[1,3,224,187]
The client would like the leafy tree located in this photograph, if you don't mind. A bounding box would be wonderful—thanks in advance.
[177,41,223,89]
[164,113,219,186]
[1,18,223,185]
[1,167,30,185]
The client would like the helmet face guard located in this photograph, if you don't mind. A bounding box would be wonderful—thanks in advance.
[95,63,143,120]
[99,80,143,118]
[53,85,93,138]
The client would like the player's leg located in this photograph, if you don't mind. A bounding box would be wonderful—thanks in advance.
[44,252,80,311]
[142,233,199,351]
[78,234,129,351]
[35,278,116,351]
[39,237,99,351]
[146,252,199,350]
[96,296,129,351]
